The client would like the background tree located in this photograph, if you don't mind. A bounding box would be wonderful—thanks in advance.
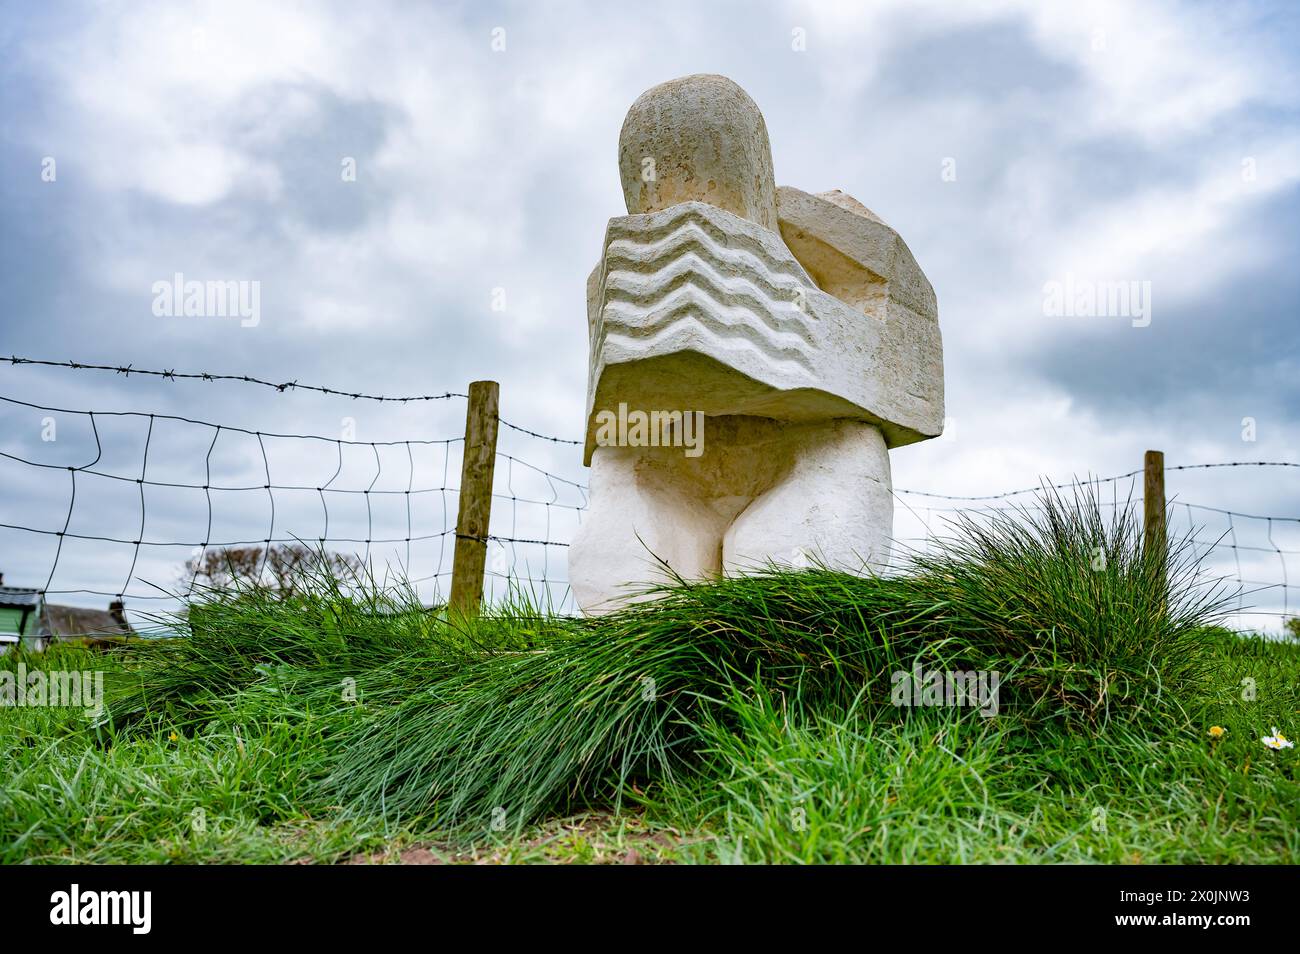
[183,544,363,596]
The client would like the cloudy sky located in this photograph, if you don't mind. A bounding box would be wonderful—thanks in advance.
[1,0,1296,627]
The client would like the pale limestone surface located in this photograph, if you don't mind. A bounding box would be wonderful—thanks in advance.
[570,75,944,614]
[618,73,779,232]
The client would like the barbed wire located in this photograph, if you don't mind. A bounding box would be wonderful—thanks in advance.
[12,358,1299,469]
[3,355,583,446]
[5,355,467,404]
[496,420,582,445]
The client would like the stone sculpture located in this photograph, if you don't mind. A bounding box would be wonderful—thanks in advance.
[570,74,944,614]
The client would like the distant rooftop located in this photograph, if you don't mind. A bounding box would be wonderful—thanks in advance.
[0,575,133,639]
[0,585,42,608]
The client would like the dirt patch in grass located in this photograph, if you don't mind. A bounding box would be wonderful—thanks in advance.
[341,812,686,865]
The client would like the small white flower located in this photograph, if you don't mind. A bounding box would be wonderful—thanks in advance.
[1261,727,1294,750]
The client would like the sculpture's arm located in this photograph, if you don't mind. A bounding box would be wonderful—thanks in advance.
[776,186,937,326]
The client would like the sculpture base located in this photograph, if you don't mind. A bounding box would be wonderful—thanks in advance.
[569,415,892,615]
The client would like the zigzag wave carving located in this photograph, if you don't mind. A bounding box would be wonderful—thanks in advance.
[603,253,815,345]
[598,204,819,374]
[605,214,809,289]
[602,307,817,378]
[601,285,816,372]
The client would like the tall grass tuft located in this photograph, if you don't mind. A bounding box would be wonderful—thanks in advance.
[104,558,569,731]
[901,482,1230,723]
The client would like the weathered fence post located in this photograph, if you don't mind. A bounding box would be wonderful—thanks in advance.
[449,380,499,617]
[1143,448,1166,564]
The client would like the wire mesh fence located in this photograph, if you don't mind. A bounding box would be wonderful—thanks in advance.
[0,356,1295,634]
[0,360,586,619]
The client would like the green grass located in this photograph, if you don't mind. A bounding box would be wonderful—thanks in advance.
[2,488,1297,864]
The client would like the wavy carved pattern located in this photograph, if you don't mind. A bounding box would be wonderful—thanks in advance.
[599,205,818,374]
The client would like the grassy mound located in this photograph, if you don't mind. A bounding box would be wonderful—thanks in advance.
[3,486,1296,863]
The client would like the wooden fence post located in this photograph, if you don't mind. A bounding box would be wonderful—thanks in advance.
[1143,448,1166,564]
[449,381,499,617]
